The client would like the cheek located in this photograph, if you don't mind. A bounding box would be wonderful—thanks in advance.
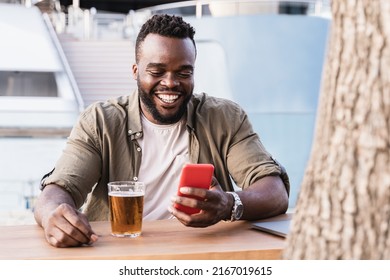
[184,79,195,92]
[139,76,158,90]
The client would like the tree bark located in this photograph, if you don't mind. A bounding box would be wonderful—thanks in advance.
[283,0,390,259]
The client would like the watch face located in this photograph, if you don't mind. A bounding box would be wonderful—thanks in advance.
[235,204,244,219]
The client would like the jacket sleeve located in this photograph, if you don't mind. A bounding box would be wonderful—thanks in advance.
[40,106,102,208]
[226,105,290,195]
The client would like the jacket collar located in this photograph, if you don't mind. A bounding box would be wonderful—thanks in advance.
[127,89,203,137]
[127,90,143,140]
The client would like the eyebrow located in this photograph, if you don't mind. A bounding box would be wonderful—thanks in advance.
[146,63,194,71]
[146,63,165,68]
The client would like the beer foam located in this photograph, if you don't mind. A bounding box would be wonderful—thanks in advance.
[109,191,144,197]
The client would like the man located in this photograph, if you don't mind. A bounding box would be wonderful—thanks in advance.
[34,14,289,248]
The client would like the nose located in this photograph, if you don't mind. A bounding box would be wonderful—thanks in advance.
[160,73,179,88]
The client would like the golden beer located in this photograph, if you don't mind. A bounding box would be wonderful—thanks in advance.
[108,181,145,237]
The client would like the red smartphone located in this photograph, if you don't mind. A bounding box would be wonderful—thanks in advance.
[174,163,214,215]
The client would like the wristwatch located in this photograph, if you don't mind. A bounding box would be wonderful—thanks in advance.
[227,192,243,222]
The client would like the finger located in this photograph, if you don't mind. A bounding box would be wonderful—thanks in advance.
[76,212,99,244]
[168,205,209,227]
[209,184,223,191]
[46,226,84,248]
[172,195,202,210]
[210,176,219,187]
[88,233,99,244]
[168,205,192,225]
[180,187,207,199]
[56,205,96,244]
[49,227,98,247]
[55,217,92,245]
[61,204,96,235]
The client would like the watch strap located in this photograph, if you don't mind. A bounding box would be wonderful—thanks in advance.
[226,191,243,222]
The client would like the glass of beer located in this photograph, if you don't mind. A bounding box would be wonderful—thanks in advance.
[108,181,145,237]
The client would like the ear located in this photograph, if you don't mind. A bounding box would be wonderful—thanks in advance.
[132,64,138,80]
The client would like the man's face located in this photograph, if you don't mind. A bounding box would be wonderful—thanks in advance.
[133,34,196,125]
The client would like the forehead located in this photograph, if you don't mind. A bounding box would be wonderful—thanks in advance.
[138,33,196,66]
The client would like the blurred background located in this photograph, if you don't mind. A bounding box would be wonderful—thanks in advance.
[0,0,331,224]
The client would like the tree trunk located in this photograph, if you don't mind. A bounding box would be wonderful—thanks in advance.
[283,0,390,259]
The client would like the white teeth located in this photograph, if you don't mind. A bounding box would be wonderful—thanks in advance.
[157,94,179,103]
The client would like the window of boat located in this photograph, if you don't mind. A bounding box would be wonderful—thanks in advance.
[0,71,58,97]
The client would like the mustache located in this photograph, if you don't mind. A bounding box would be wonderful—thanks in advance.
[153,86,184,94]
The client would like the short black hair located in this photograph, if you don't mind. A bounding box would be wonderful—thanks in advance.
[135,14,196,62]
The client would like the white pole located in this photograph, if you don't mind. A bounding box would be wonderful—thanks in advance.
[73,0,79,9]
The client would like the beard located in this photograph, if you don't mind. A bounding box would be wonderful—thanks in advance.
[137,80,192,125]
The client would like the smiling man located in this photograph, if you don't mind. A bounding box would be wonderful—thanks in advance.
[34,14,290,248]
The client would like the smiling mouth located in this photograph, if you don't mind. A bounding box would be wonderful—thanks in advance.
[157,94,180,104]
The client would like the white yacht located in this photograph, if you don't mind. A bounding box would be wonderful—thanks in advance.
[0,2,83,137]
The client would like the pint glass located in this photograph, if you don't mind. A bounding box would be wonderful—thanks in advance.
[108,181,145,237]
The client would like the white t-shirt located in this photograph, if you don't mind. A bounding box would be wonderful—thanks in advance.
[137,114,189,220]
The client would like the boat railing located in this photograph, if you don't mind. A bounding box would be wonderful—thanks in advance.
[49,0,133,40]
[134,0,331,18]
[42,12,85,111]
[46,0,330,41]
[0,179,40,212]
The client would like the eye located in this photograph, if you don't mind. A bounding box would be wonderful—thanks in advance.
[147,70,164,77]
[177,71,193,78]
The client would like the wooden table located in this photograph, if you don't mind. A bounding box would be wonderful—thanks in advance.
[0,218,286,260]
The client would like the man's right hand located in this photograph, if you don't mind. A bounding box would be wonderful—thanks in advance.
[34,184,98,248]
[42,203,98,248]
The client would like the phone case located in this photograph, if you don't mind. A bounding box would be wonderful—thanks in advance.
[174,163,214,215]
